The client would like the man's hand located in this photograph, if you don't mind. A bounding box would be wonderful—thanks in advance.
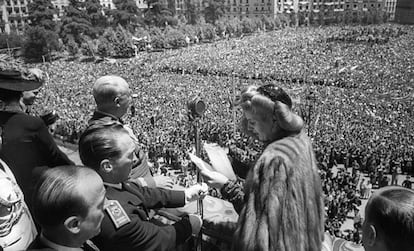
[154,175,174,189]
[199,169,229,189]
[188,214,203,236]
[184,183,208,202]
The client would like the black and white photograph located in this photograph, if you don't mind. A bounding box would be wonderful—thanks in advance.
[0,0,413,250]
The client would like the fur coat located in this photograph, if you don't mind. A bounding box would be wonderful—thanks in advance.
[233,131,324,251]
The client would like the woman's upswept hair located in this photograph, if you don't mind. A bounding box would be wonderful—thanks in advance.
[367,186,414,251]
[237,84,304,136]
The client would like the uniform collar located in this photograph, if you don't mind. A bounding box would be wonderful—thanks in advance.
[103,182,122,190]
[92,110,123,124]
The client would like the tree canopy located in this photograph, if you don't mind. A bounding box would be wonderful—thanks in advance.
[27,0,57,30]
[203,0,227,24]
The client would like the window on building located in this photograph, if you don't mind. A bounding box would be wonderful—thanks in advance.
[378,4,381,7]
[240,0,242,4]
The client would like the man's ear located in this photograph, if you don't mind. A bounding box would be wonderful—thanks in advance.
[64,216,81,234]
[114,97,121,107]
[100,159,113,174]
[365,224,377,247]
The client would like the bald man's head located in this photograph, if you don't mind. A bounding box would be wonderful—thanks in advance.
[93,75,131,117]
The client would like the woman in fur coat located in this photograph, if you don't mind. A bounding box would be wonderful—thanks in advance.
[199,84,325,251]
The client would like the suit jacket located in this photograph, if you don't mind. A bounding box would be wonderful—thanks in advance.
[0,110,73,209]
[26,236,55,251]
[93,182,192,251]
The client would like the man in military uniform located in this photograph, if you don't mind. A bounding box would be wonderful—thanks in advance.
[27,166,105,251]
[89,75,173,189]
[79,123,205,251]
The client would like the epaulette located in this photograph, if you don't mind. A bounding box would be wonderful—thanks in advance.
[105,200,131,229]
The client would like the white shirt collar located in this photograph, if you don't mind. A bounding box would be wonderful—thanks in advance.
[103,182,122,190]
[40,234,83,251]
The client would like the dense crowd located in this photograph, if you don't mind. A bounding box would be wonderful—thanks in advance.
[29,24,414,236]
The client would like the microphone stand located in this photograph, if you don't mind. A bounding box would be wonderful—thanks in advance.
[187,96,206,251]
[191,116,203,251]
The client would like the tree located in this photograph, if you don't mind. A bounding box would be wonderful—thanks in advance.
[27,0,57,30]
[203,0,227,24]
[109,0,142,29]
[60,0,96,45]
[23,26,59,60]
[0,32,23,49]
[184,0,200,25]
[343,10,353,24]
[85,0,107,31]
[145,0,175,26]
[24,0,59,60]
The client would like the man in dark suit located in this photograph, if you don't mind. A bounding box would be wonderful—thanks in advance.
[89,75,173,189]
[27,165,105,251]
[79,123,205,251]
[0,64,73,211]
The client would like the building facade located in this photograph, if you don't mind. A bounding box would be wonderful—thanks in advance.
[51,0,148,18]
[0,0,31,34]
[395,0,414,24]
[384,0,396,20]
[169,0,203,16]
[226,0,386,20]
[51,0,69,19]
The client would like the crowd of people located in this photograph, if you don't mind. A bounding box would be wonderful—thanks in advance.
[23,24,414,237]
[1,23,414,251]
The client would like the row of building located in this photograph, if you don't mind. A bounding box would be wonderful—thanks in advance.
[0,0,413,34]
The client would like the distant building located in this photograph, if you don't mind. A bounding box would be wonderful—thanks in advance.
[100,0,115,9]
[225,0,386,20]
[51,0,69,19]
[99,0,148,10]
[0,0,31,34]
[169,0,202,16]
[51,0,147,21]
[395,0,414,24]
[385,0,397,20]
[136,0,148,9]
